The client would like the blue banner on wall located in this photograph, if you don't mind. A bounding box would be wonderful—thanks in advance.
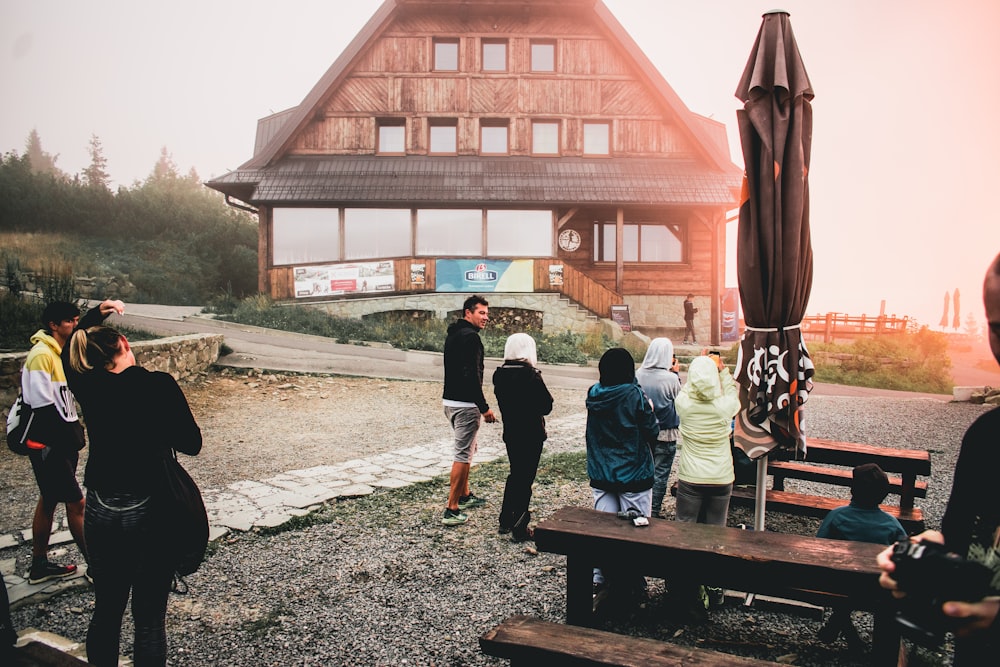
[435,259,534,292]
[721,287,740,342]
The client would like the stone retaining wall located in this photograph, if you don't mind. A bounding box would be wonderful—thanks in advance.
[305,292,622,337]
[0,334,223,397]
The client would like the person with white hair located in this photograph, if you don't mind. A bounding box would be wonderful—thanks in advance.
[492,333,553,542]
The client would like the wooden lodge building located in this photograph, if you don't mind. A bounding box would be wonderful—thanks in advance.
[206,0,741,344]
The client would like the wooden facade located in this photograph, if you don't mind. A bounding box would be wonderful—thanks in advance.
[207,0,740,343]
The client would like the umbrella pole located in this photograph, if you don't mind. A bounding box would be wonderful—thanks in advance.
[753,454,768,531]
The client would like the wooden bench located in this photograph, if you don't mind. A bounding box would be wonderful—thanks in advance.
[481,615,785,666]
[533,506,903,665]
[729,438,931,532]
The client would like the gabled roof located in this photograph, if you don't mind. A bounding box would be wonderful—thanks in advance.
[208,155,740,207]
[236,0,738,176]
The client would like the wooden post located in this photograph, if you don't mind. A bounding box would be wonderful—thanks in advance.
[824,312,833,343]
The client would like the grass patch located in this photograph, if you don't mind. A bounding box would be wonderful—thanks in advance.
[220,294,605,364]
[809,329,953,393]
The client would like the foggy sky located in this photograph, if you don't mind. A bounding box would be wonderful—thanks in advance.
[2,0,998,329]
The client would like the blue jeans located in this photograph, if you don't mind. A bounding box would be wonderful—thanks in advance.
[651,439,677,516]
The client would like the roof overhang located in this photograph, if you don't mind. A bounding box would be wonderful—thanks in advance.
[206,155,740,208]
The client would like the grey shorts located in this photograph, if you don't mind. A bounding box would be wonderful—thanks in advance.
[444,405,481,464]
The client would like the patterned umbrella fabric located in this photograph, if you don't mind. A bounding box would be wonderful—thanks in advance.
[733,10,815,463]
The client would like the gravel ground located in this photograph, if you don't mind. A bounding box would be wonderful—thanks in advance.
[4,368,993,666]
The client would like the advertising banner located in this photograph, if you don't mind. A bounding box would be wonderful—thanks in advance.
[434,259,533,293]
[293,261,395,298]
[722,287,740,342]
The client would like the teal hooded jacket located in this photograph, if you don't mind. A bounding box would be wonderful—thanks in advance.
[585,381,658,492]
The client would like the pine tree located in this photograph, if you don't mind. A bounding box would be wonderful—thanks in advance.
[23,129,64,178]
[81,134,111,190]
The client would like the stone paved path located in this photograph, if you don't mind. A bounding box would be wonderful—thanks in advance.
[3,412,587,607]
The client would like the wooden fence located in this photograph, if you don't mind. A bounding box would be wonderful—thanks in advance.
[801,313,909,343]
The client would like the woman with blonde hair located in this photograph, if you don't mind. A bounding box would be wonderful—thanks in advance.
[62,315,201,667]
[492,333,553,541]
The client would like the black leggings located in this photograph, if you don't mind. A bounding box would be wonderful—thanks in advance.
[84,489,173,667]
[499,439,543,531]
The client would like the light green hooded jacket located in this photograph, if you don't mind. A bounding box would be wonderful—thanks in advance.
[675,356,740,484]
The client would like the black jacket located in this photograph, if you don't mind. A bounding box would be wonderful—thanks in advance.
[442,319,489,413]
[492,361,553,444]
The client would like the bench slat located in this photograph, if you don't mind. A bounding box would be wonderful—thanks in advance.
[481,615,785,666]
[782,438,931,476]
[767,460,928,497]
[729,486,925,531]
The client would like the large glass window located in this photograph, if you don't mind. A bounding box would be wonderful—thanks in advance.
[482,40,507,71]
[417,209,482,255]
[429,120,458,154]
[530,40,556,72]
[377,121,405,154]
[583,122,610,155]
[532,121,559,155]
[487,210,552,257]
[480,120,509,155]
[593,222,684,263]
[344,209,411,260]
[273,208,340,265]
[434,38,459,71]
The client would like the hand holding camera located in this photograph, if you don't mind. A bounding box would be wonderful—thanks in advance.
[885,538,994,647]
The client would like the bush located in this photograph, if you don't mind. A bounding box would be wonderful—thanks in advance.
[808,328,952,393]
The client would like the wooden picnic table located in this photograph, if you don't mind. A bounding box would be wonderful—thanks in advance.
[533,506,904,665]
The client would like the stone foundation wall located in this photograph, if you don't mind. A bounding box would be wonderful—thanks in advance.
[0,334,223,398]
[307,293,617,336]
[624,294,707,342]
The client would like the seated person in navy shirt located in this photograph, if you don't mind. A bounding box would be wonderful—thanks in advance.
[816,463,907,645]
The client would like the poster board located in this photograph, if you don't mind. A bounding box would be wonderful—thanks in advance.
[610,304,631,332]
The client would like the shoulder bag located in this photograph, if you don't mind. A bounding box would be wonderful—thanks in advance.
[158,449,209,577]
[5,394,36,455]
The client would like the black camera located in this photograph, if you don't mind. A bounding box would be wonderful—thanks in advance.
[889,539,993,647]
[616,508,641,521]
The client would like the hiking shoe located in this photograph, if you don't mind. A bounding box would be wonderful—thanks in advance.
[28,561,77,585]
[706,586,726,607]
[441,508,468,526]
[458,493,487,510]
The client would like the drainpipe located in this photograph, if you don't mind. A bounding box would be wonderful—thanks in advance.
[224,194,258,215]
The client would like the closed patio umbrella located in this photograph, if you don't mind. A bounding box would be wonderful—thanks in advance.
[952,288,961,330]
[732,10,816,531]
[939,291,950,328]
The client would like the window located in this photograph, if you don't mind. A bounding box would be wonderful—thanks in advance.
[377,120,405,154]
[482,40,507,71]
[433,38,459,71]
[273,208,340,265]
[417,209,482,255]
[344,209,411,260]
[583,122,610,156]
[487,210,552,257]
[532,121,559,155]
[593,221,685,263]
[429,119,458,154]
[530,40,556,72]
[480,120,509,155]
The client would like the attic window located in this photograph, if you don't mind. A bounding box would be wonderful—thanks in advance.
[480,119,509,155]
[530,40,556,72]
[482,39,507,72]
[583,122,610,156]
[429,119,458,154]
[434,38,459,71]
[531,121,560,155]
[377,120,405,155]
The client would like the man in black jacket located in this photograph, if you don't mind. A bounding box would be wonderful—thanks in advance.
[878,252,1000,664]
[441,295,496,526]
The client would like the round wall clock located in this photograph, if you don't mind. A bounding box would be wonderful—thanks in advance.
[558,228,581,252]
